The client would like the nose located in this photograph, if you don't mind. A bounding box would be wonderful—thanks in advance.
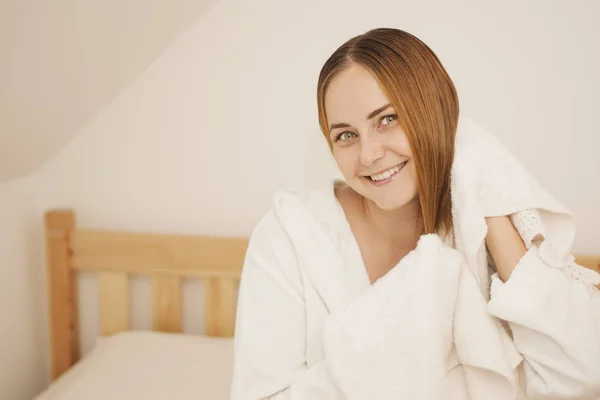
[359,134,385,166]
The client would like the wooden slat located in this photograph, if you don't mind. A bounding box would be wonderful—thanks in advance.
[205,279,219,336]
[575,255,600,273]
[99,272,130,335]
[575,255,600,290]
[205,278,237,337]
[45,210,78,381]
[152,276,182,332]
[71,229,247,277]
[72,258,240,279]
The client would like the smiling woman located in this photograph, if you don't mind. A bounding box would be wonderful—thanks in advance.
[317,29,458,238]
[230,28,600,400]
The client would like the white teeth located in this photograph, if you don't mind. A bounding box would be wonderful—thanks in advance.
[370,162,405,181]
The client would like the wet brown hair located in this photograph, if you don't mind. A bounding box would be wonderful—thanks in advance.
[317,28,459,236]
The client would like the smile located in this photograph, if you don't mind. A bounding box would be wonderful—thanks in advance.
[367,161,408,185]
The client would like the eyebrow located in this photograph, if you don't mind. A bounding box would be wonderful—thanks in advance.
[329,103,392,131]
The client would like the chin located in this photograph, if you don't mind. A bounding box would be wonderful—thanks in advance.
[366,186,419,212]
[373,197,413,211]
[345,176,419,211]
[368,184,419,211]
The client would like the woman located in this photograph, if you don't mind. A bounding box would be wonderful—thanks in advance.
[230,28,600,399]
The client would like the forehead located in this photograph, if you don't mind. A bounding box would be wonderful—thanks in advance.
[325,64,391,124]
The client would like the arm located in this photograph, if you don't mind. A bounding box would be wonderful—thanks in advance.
[230,209,345,400]
[485,212,600,399]
[484,215,527,282]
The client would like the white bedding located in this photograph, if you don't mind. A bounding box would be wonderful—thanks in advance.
[34,331,234,400]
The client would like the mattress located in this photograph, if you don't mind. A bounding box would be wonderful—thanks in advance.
[34,331,234,400]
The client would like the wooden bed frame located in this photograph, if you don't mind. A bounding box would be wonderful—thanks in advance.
[44,210,249,381]
[44,209,600,382]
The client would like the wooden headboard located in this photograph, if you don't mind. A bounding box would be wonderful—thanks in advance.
[43,209,600,381]
[44,210,249,381]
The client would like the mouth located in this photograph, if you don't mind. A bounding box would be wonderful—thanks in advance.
[365,161,408,186]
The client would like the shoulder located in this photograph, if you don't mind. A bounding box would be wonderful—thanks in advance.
[246,182,347,264]
[268,182,344,233]
[241,185,340,296]
[247,184,340,256]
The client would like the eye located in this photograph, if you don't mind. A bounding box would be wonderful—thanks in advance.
[380,114,398,128]
[334,131,357,142]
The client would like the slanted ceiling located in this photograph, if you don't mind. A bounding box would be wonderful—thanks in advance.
[0,0,218,183]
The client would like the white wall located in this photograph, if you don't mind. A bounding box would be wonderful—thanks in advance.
[0,176,47,400]
[14,0,598,396]
[43,0,600,245]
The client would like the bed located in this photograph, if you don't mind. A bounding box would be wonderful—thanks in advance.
[34,209,600,399]
[35,209,249,399]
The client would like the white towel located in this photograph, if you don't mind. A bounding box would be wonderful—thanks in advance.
[451,117,574,297]
[450,118,600,399]
[450,117,574,399]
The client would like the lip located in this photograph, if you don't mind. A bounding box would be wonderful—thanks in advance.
[365,161,408,186]
[364,161,407,177]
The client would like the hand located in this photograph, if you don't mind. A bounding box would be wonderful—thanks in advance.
[485,216,527,282]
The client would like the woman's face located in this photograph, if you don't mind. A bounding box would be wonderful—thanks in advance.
[325,64,418,210]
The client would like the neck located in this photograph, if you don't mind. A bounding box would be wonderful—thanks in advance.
[361,195,423,248]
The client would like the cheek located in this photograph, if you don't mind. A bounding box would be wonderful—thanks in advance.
[390,130,412,155]
[333,150,358,175]
[400,143,413,158]
[406,162,419,192]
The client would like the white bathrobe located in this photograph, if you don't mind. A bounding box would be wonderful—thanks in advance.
[230,117,600,400]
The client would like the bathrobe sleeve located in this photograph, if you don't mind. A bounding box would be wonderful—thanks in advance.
[230,209,346,400]
[487,240,600,399]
